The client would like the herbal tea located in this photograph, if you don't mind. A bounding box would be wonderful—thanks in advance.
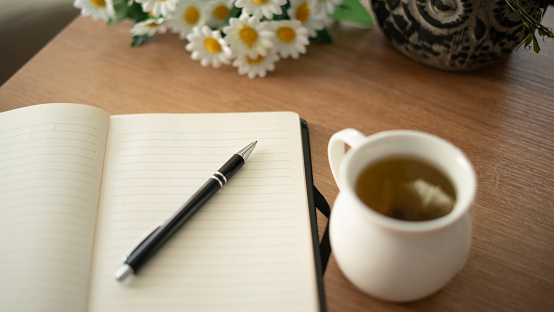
[355,157,456,221]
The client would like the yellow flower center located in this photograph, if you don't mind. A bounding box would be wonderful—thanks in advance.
[146,21,159,28]
[90,0,105,7]
[252,0,269,4]
[247,55,265,64]
[213,5,230,20]
[295,2,310,22]
[204,38,222,53]
[184,7,200,24]
[277,27,295,42]
[240,26,258,48]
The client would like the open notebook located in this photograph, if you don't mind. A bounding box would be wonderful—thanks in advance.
[0,103,324,312]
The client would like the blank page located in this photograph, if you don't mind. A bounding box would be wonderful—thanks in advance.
[88,112,319,311]
[0,104,109,312]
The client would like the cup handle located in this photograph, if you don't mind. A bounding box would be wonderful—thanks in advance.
[328,129,366,191]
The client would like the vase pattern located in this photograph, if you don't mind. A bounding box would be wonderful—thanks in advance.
[371,0,545,70]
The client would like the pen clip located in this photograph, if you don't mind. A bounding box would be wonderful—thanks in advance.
[122,225,161,263]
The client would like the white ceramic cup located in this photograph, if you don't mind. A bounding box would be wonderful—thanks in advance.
[328,129,476,302]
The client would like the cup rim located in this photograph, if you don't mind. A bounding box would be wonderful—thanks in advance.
[340,130,477,232]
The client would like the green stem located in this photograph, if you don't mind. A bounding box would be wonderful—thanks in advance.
[505,0,553,53]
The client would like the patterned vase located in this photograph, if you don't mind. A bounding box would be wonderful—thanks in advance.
[370,0,547,71]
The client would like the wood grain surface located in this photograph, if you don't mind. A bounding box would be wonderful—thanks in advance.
[1,7,552,312]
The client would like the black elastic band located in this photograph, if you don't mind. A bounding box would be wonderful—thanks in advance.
[314,186,331,273]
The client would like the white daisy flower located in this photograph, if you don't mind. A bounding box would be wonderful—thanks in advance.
[135,0,178,18]
[73,0,115,22]
[287,0,326,38]
[233,51,280,79]
[131,17,168,37]
[204,0,233,29]
[270,20,309,59]
[223,14,274,58]
[314,0,343,15]
[186,26,233,68]
[167,0,207,40]
[234,0,287,19]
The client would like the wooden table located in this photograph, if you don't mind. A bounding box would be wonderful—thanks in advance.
[1,8,552,312]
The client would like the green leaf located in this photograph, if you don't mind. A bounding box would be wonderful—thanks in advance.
[314,28,332,44]
[131,34,149,47]
[109,0,131,24]
[517,34,533,51]
[532,35,540,53]
[128,2,149,23]
[328,0,374,26]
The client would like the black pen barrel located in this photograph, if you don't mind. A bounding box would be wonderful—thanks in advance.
[218,154,245,178]
[115,141,256,282]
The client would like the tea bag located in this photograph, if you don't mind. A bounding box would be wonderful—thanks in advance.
[409,179,455,219]
[381,178,455,221]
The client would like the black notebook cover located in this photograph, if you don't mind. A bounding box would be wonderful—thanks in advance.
[300,119,327,312]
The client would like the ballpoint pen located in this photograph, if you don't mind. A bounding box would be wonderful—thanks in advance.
[114,141,257,282]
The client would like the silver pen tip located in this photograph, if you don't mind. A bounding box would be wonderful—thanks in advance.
[114,264,134,282]
[237,141,257,161]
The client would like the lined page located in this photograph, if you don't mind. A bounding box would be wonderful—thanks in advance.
[89,112,319,312]
[0,104,109,312]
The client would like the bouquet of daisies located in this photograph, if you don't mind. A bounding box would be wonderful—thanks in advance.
[74,0,372,78]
